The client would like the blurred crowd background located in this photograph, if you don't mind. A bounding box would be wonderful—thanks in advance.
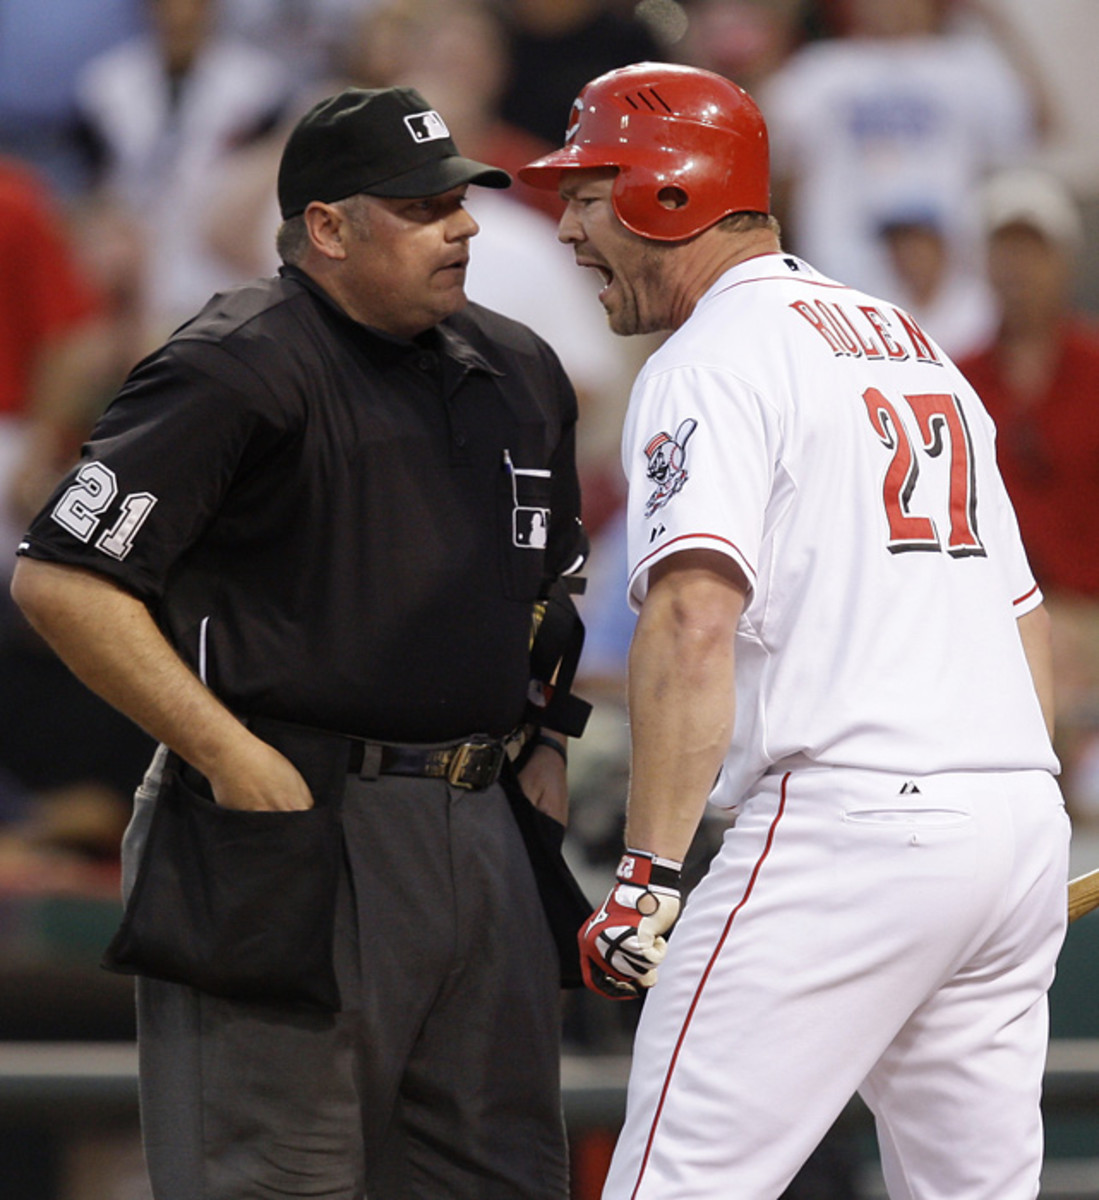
[1,1,1099,1196]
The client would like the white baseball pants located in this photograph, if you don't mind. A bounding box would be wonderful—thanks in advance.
[603,767,1070,1200]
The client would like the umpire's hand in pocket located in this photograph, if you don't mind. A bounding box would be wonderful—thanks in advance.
[206,729,315,811]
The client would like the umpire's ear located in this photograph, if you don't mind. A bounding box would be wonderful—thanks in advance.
[303,200,354,261]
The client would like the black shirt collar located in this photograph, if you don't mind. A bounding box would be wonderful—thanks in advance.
[279,264,502,378]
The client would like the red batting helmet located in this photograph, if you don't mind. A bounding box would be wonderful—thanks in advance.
[518,62,770,242]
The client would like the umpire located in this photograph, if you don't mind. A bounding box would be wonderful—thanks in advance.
[11,87,590,1200]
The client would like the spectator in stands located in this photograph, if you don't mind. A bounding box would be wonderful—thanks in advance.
[74,0,298,336]
[958,167,1099,822]
[876,205,997,359]
[759,0,1047,299]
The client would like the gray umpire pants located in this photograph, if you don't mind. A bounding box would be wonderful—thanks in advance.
[122,746,569,1200]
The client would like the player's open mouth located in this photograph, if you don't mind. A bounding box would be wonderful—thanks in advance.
[585,263,614,301]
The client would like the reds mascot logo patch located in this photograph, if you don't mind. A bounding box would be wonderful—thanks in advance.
[644,417,697,517]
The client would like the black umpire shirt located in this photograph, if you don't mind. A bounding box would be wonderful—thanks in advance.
[18,266,585,743]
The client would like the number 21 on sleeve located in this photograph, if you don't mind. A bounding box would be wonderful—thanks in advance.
[52,462,158,562]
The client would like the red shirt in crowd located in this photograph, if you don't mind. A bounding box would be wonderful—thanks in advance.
[0,157,102,417]
[959,318,1099,598]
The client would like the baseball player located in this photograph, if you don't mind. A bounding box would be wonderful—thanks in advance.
[520,63,1070,1199]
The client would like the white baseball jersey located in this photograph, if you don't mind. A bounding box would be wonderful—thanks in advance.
[623,253,1057,808]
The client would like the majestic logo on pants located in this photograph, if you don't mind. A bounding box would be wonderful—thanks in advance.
[643,418,697,517]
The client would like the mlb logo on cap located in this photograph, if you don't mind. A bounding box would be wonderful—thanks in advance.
[404,111,450,143]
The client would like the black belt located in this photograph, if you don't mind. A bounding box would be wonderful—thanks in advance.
[347,735,508,791]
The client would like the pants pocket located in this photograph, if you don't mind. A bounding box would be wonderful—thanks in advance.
[104,760,344,1011]
[844,808,970,827]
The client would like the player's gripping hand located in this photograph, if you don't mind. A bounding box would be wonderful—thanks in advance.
[579,850,683,1000]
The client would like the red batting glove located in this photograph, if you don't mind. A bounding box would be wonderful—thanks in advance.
[579,849,683,1000]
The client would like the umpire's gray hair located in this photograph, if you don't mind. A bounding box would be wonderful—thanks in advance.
[276,195,374,265]
[276,215,309,265]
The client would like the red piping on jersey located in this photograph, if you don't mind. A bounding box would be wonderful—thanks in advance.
[628,773,791,1200]
[710,274,850,301]
[632,532,757,583]
[1013,583,1040,607]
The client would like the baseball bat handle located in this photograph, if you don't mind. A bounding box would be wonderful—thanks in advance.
[1068,868,1099,924]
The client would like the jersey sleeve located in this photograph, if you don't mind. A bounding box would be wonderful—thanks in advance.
[622,363,780,610]
[18,339,297,602]
[964,391,1043,616]
[986,442,1044,616]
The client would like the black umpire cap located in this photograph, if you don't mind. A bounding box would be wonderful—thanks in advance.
[277,86,511,219]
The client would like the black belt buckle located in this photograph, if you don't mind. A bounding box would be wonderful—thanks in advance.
[447,738,505,790]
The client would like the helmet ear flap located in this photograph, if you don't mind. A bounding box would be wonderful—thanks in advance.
[613,166,705,241]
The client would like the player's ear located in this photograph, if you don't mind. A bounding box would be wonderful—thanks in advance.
[304,201,351,261]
